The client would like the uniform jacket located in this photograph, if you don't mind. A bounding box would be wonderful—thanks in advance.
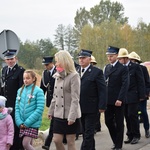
[104,61,129,105]
[1,64,25,111]
[15,84,45,128]
[77,65,107,114]
[126,61,145,104]
[40,67,56,107]
[48,71,81,122]
[0,108,14,150]
[140,64,150,99]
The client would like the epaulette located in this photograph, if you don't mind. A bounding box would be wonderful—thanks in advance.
[19,66,24,70]
[2,66,7,69]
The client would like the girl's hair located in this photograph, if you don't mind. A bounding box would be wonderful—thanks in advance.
[55,50,76,74]
[19,70,37,104]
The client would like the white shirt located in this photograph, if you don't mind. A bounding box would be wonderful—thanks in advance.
[81,64,90,76]
[49,65,55,76]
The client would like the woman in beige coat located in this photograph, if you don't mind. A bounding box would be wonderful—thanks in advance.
[48,50,81,150]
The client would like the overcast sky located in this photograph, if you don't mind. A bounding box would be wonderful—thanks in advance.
[0,0,149,42]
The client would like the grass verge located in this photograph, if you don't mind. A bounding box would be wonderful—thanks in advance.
[40,106,50,130]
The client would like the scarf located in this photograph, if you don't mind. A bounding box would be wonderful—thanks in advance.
[0,108,8,120]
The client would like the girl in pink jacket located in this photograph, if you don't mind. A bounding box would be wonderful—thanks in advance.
[0,96,14,150]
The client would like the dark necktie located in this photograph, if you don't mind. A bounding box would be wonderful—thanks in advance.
[49,71,52,79]
[111,65,113,69]
[81,68,85,77]
[7,68,11,75]
[107,65,113,75]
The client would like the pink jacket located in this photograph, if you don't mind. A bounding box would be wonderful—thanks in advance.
[0,108,14,150]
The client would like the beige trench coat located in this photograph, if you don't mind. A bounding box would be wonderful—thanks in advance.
[48,71,81,122]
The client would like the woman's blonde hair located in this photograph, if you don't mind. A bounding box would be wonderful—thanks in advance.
[55,50,76,74]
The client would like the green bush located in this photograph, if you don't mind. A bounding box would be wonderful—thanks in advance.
[40,106,51,130]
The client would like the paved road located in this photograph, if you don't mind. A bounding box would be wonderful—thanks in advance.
[35,101,150,150]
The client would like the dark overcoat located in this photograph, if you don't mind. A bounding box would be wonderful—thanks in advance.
[104,61,129,105]
[40,68,56,107]
[77,65,107,113]
[127,61,145,103]
[140,64,150,99]
[1,64,25,112]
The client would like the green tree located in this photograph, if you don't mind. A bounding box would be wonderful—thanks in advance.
[54,24,66,50]
[54,24,79,57]
[19,40,42,69]
[73,0,128,53]
[73,7,90,49]
[74,0,128,31]
[90,0,128,25]
[65,24,78,53]
[74,7,90,34]
[36,38,57,56]
[79,20,122,67]
[133,21,150,61]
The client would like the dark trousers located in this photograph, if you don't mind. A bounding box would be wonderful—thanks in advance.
[125,103,141,139]
[44,117,54,147]
[95,112,101,132]
[81,113,97,150]
[139,100,150,131]
[105,105,124,149]
[10,114,24,150]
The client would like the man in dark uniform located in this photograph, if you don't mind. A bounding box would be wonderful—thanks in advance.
[128,51,150,138]
[77,49,107,150]
[90,55,101,133]
[104,46,129,150]
[0,49,25,150]
[117,48,145,144]
[40,56,56,150]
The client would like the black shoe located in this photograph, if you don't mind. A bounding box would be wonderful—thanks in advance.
[124,138,132,144]
[94,128,101,134]
[145,130,150,138]
[96,128,101,132]
[139,116,143,123]
[75,135,79,140]
[130,137,140,144]
[42,145,49,150]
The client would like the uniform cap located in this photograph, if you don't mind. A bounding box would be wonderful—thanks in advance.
[78,49,92,57]
[2,49,17,59]
[106,46,119,55]
[0,96,7,107]
[42,56,54,64]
